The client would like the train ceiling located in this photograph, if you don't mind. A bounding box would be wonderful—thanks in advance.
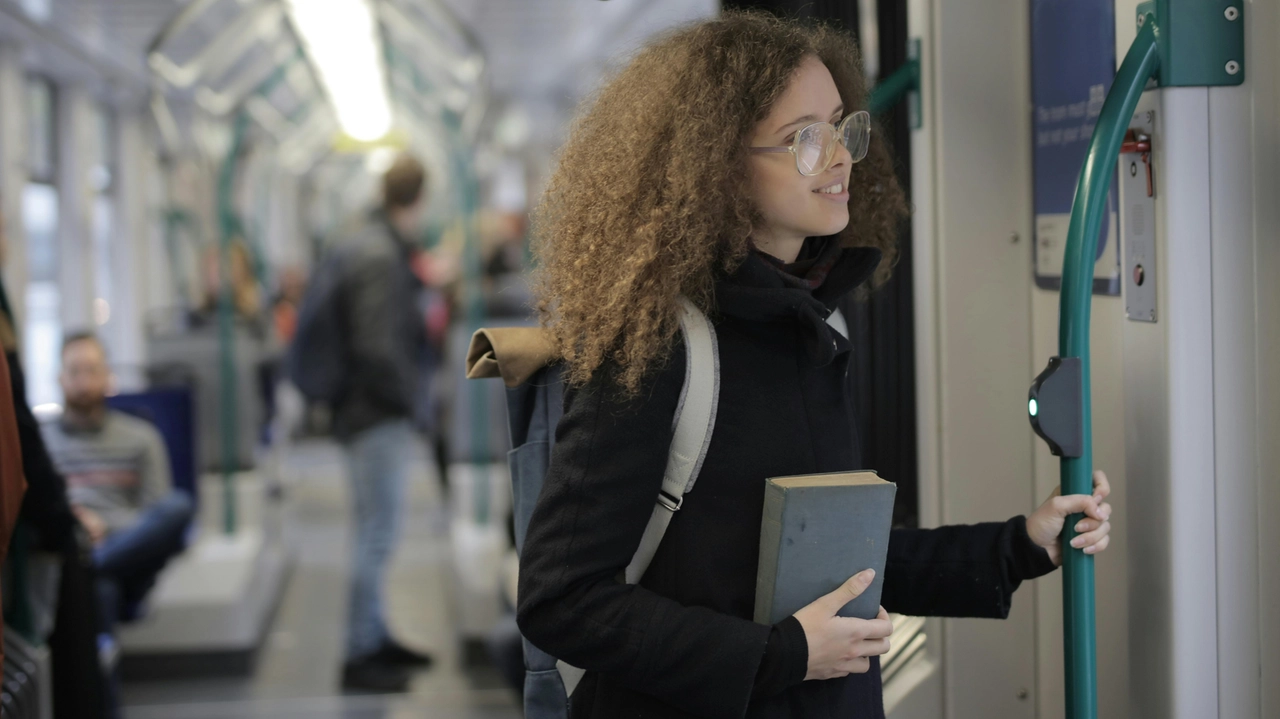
[0,0,715,169]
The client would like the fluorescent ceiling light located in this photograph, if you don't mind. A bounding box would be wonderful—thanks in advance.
[287,0,393,142]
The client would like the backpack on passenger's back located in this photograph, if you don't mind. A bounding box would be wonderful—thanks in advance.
[465,297,721,719]
[286,247,350,402]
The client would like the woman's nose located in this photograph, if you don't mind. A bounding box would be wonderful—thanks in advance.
[829,139,853,171]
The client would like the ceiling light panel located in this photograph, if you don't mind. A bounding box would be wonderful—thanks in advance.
[286,0,393,142]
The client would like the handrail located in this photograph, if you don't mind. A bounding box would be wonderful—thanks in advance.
[868,58,919,117]
[1055,14,1160,719]
[215,111,249,536]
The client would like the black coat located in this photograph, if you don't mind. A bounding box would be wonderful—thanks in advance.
[331,211,428,440]
[516,246,1056,719]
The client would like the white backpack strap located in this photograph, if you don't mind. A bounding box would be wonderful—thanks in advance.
[624,296,719,584]
[561,297,720,696]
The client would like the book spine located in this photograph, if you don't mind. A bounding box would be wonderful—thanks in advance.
[753,482,786,625]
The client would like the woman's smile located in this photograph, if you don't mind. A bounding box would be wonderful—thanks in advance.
[812,178,849,202]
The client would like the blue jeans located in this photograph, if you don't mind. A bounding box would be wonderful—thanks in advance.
[344,419,414,660]
[95,491,195,632]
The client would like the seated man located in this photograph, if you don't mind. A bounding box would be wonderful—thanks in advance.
[40,332,193,631]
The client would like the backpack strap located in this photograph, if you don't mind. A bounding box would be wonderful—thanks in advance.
[624,296,719,584]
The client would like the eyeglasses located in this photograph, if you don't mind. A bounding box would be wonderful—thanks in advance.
[749,111,872,176]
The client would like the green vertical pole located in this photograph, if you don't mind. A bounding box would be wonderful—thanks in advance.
[1056,16,1159,719]
[216,112,249,535]
[449,119,489,526]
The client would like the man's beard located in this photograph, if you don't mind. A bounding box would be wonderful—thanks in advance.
[63,395,105,415]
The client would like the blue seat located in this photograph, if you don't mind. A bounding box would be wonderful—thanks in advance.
[103,387,198,625]
[105,387,198,507]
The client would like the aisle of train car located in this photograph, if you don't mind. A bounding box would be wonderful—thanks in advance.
[120,440,521,719]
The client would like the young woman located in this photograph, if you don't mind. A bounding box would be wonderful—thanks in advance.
[517,13,1112,719]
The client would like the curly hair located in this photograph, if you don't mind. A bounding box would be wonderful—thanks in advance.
[532,11,908,396]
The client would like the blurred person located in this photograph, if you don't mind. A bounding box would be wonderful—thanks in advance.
[328,153,433,693]
[517,13,1114,719]
[198,240,264,322]
[272,266,307,345]
[41,333,194,634]
[0,299,28,671]
[1,202,110,718]
[259,266,309,446]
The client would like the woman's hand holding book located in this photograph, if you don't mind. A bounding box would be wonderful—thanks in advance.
[794,569,894,681]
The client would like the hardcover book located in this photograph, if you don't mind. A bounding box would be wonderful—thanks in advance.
[754,470,896,625]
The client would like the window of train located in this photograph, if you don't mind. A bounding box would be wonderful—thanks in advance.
[22,76,60,410]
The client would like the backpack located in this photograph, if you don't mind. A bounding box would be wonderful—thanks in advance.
[466,297,720,719]
[286,247,350,402]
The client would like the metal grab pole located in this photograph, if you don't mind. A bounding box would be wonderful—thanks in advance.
[1056,15,1159,719]
[216,111,248,536]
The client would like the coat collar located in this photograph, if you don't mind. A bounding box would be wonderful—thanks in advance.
[714,240,882,365]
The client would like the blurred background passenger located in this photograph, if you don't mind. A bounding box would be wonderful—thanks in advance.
[198,240,264,324]
[1,204,110,719]
[321,153,434,693]
[41,332,193,638]
[272,266,307,347]
[0,267,28,673]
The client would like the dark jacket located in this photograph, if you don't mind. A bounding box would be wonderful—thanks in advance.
[332,211,428,440]
[0,281,76,552]
[516,245,1057,719]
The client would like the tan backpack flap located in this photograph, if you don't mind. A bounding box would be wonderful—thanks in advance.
[466,326,559,388]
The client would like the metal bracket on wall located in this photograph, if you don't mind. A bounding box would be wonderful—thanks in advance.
[1137,0,1245,86]
[1121,110,1157,322]
[868,41,921,126]
[907,38,922,130]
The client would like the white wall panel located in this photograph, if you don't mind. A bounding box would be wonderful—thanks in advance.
[1162,88,1219,719]
[1247,2,1280,716]
[1124,88,1220,719]
[929,0,1037,716]
[1208,79,1261,719]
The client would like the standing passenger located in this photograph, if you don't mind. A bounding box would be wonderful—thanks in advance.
[332,154,433,693]
[516,14,1114,718]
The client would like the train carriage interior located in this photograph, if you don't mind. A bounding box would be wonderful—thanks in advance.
[0,0,1275,718]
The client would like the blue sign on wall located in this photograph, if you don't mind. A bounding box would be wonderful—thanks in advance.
[1032,0,1121,294]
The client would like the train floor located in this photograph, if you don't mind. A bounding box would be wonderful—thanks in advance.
[118,439,523,719]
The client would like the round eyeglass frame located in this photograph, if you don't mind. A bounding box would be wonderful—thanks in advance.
[749,110,872,177]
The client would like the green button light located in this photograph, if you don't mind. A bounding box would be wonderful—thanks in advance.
[1029,398,1039,417]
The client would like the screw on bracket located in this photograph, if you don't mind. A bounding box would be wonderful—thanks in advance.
[1225,6,1239,21]
[1226,61,1241,75]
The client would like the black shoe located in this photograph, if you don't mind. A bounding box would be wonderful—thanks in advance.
[341,658,411,693]
[371,637,434,669]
